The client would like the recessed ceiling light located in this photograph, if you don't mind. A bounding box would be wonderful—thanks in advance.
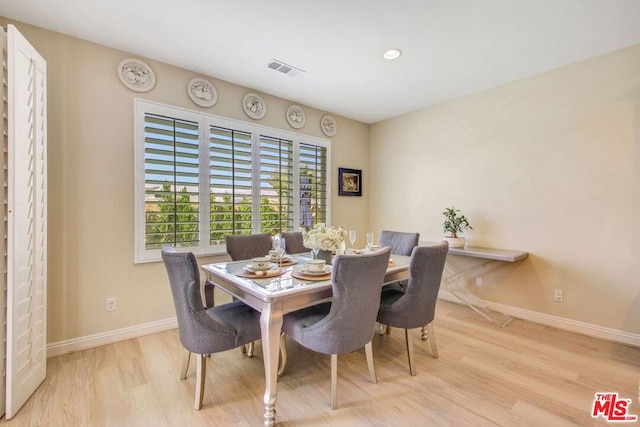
[383,48,402,60]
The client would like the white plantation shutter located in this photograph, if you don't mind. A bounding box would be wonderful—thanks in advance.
[209,125,253,239]
[143,113,200,249]
[4,24,47,419]
[134,102,206,262]
[298,143,328,227]
[259,135,293,233]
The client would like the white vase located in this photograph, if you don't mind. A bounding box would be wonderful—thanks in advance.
[444,236,465,248]
[336,241,346,255]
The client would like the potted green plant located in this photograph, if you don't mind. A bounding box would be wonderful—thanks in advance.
[442,207,472,248]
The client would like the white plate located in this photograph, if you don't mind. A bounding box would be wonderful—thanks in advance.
[244,264,276,273]
[286,105,306,129]
[268,255,292,262]
[321,115,337,137]
[243,93,267,120]
[251,268,283,277]
[117,58,156,92]
[188,77,218,107]
[299,265,332,276]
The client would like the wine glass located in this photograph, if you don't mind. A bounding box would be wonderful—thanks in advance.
[349,230,356,252]
[366,232,374,251]
[311,242,320,260]
[273,235,286,267]
[279,238,286,267]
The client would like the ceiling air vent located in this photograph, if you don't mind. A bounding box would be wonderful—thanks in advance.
[267,59,305,77]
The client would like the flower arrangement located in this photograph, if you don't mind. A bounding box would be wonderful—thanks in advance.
[302,223,346,252]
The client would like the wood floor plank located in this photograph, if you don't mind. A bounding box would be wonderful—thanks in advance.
[2,300,638,426]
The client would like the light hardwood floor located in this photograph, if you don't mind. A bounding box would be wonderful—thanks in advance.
[3,300,639,426]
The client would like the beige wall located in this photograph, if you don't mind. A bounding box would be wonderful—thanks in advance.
[370,44,640,334]
[3,15,638,344]
[0,18,370,343]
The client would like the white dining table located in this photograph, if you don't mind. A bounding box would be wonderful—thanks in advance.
[201,253,410,427]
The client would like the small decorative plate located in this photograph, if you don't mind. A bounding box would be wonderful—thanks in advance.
[298,265,332,276]
[286,105,306,129]
[235,267,285,278]
[243,264,277,273]
[188,78,218,107]
[268,254,292,262]
[243,93,267,120]
[320,115,337,137]
[117,58,156,92]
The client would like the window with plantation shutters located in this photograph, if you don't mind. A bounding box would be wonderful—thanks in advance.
[209,126,253,242]
[299,143,328,229]
[134,99,331,263]
[143,113,200,249]
[259,135,294,234]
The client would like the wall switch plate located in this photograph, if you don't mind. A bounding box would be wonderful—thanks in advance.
[553,290,564,302]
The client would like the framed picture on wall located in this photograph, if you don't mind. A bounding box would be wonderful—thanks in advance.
[338,168,362,196]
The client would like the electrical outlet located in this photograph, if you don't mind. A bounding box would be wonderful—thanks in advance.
[106,297,117,311]
[553,290,564,302]
[476,277,483,287]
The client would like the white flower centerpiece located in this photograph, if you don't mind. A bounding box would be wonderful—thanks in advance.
[302,223,346,262]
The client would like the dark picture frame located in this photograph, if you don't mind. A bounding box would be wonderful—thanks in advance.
[338,168,362,196]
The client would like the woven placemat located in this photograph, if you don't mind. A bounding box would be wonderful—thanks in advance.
[291,270,331,281]
[234,268,286,279]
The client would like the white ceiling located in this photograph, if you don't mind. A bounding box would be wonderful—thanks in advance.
[2,0,640,124]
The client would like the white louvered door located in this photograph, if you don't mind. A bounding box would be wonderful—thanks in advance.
[4,24,47,419]
[0,26,7,417]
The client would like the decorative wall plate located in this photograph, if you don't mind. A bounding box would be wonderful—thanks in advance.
[243,93,267,120]
[286,105,305,129]
[320,115,337,137]
[117,58,156,92]
[188,77,218,107]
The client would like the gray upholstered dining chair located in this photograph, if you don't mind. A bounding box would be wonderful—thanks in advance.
[280,247,391,409]
[380,230,420,256]
[378,229,420,299]
[376,241,448,376]
[224,232,273,356]
[225,233,273,261]
[281,231,308,255]
[161,246,262,410]
[202,233,273,308]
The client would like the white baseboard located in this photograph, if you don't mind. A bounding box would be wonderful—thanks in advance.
[438,290,640,348]
[46,294,640,358]
[47,317,178,358]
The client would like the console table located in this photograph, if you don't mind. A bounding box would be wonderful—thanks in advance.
[423,242,529,327]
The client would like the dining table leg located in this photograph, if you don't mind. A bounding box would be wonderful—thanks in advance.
[261,302,283,427]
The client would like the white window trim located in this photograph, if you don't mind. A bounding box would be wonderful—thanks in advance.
[134,98,332,263]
